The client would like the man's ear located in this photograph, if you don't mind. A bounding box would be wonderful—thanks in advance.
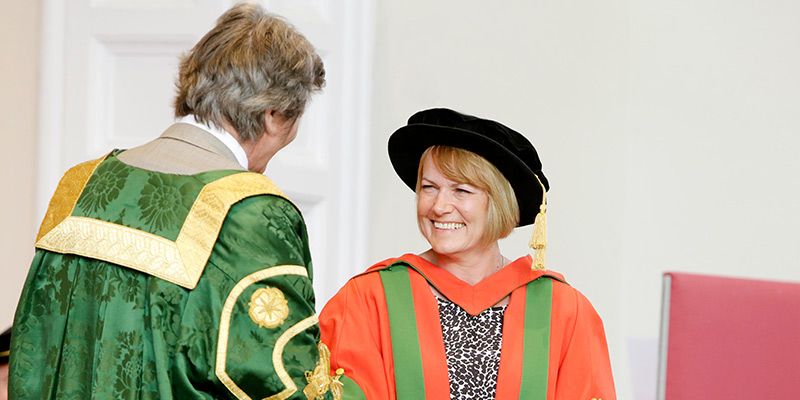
[263,109,289,137]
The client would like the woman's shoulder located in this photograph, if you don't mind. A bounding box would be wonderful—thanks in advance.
[327,254,422,305]
[345,254,418,282]
[326,256,402,301]
[362,255,408,273]
[541,271,604,324]
[319,257,409,327]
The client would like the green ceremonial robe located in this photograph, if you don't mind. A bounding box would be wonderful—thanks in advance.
[10,152,345,399]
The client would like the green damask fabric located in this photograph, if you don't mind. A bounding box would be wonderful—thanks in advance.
[10,153,325,399]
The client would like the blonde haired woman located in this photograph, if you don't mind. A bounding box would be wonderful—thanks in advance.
[320,108,616,399]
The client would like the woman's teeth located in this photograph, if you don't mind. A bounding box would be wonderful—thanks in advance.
[434,222,465,230]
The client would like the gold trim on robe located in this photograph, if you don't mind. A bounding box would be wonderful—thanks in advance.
[36,155,107,242]
[36,166,287,289]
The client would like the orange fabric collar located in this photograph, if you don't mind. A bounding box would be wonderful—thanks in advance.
[365,253,565,315]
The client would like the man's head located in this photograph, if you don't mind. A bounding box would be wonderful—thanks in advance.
[174,2,325,144]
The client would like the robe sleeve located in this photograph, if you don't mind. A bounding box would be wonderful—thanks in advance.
[187,195,324,400]
[320,274,392,400]
[554,289,616,400]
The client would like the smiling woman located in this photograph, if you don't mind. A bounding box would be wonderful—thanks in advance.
[416,146,519,280]
[319,108,617,399]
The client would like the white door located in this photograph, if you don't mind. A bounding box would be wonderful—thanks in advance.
[37,0,374,306]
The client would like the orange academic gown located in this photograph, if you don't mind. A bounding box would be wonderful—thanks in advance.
[319,254,616,400]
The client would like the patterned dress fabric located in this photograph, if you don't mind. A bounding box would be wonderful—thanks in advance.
[10,153,323,399]
[437,296,507,400]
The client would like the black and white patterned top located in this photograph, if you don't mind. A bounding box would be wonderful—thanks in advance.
[437,296,507,400]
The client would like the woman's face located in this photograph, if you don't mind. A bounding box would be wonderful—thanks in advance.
[417,156,490,259]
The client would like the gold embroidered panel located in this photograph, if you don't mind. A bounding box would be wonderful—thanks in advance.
[36,155,106,242]
[36,170,288,289]
[216,265,315,400]
[36,216,190,286]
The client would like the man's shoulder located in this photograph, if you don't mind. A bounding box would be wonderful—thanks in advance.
[36,159,297,290]
[36,154,111,241]
[205,171,302,228]
[216,181,307,250]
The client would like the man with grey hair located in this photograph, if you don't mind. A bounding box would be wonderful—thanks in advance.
[9,3,358,399]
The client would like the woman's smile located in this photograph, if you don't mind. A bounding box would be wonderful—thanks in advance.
[433,221,466,230]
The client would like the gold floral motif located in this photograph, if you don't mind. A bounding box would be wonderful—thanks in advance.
[303,342,344,400]
[248,287,289,329]
[36,171,288,289]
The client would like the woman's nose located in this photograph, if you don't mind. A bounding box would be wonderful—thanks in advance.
[432,192,454,214]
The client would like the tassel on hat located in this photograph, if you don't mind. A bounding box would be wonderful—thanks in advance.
[529,175,548,270]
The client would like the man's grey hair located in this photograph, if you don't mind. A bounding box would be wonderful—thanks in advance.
[174,2,325,141]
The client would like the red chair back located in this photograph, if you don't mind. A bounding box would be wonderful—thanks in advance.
[657,272,800,399]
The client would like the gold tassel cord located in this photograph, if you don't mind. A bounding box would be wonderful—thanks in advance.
[531,204,547,270]
[529,175,548,270]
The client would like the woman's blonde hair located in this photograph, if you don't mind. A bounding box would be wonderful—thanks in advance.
[416,146,520,244]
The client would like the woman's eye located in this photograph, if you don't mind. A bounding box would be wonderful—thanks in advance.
[456,187,472,194]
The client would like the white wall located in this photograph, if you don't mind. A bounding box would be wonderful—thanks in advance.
[0,1,40,329]
[368,1,800,398]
